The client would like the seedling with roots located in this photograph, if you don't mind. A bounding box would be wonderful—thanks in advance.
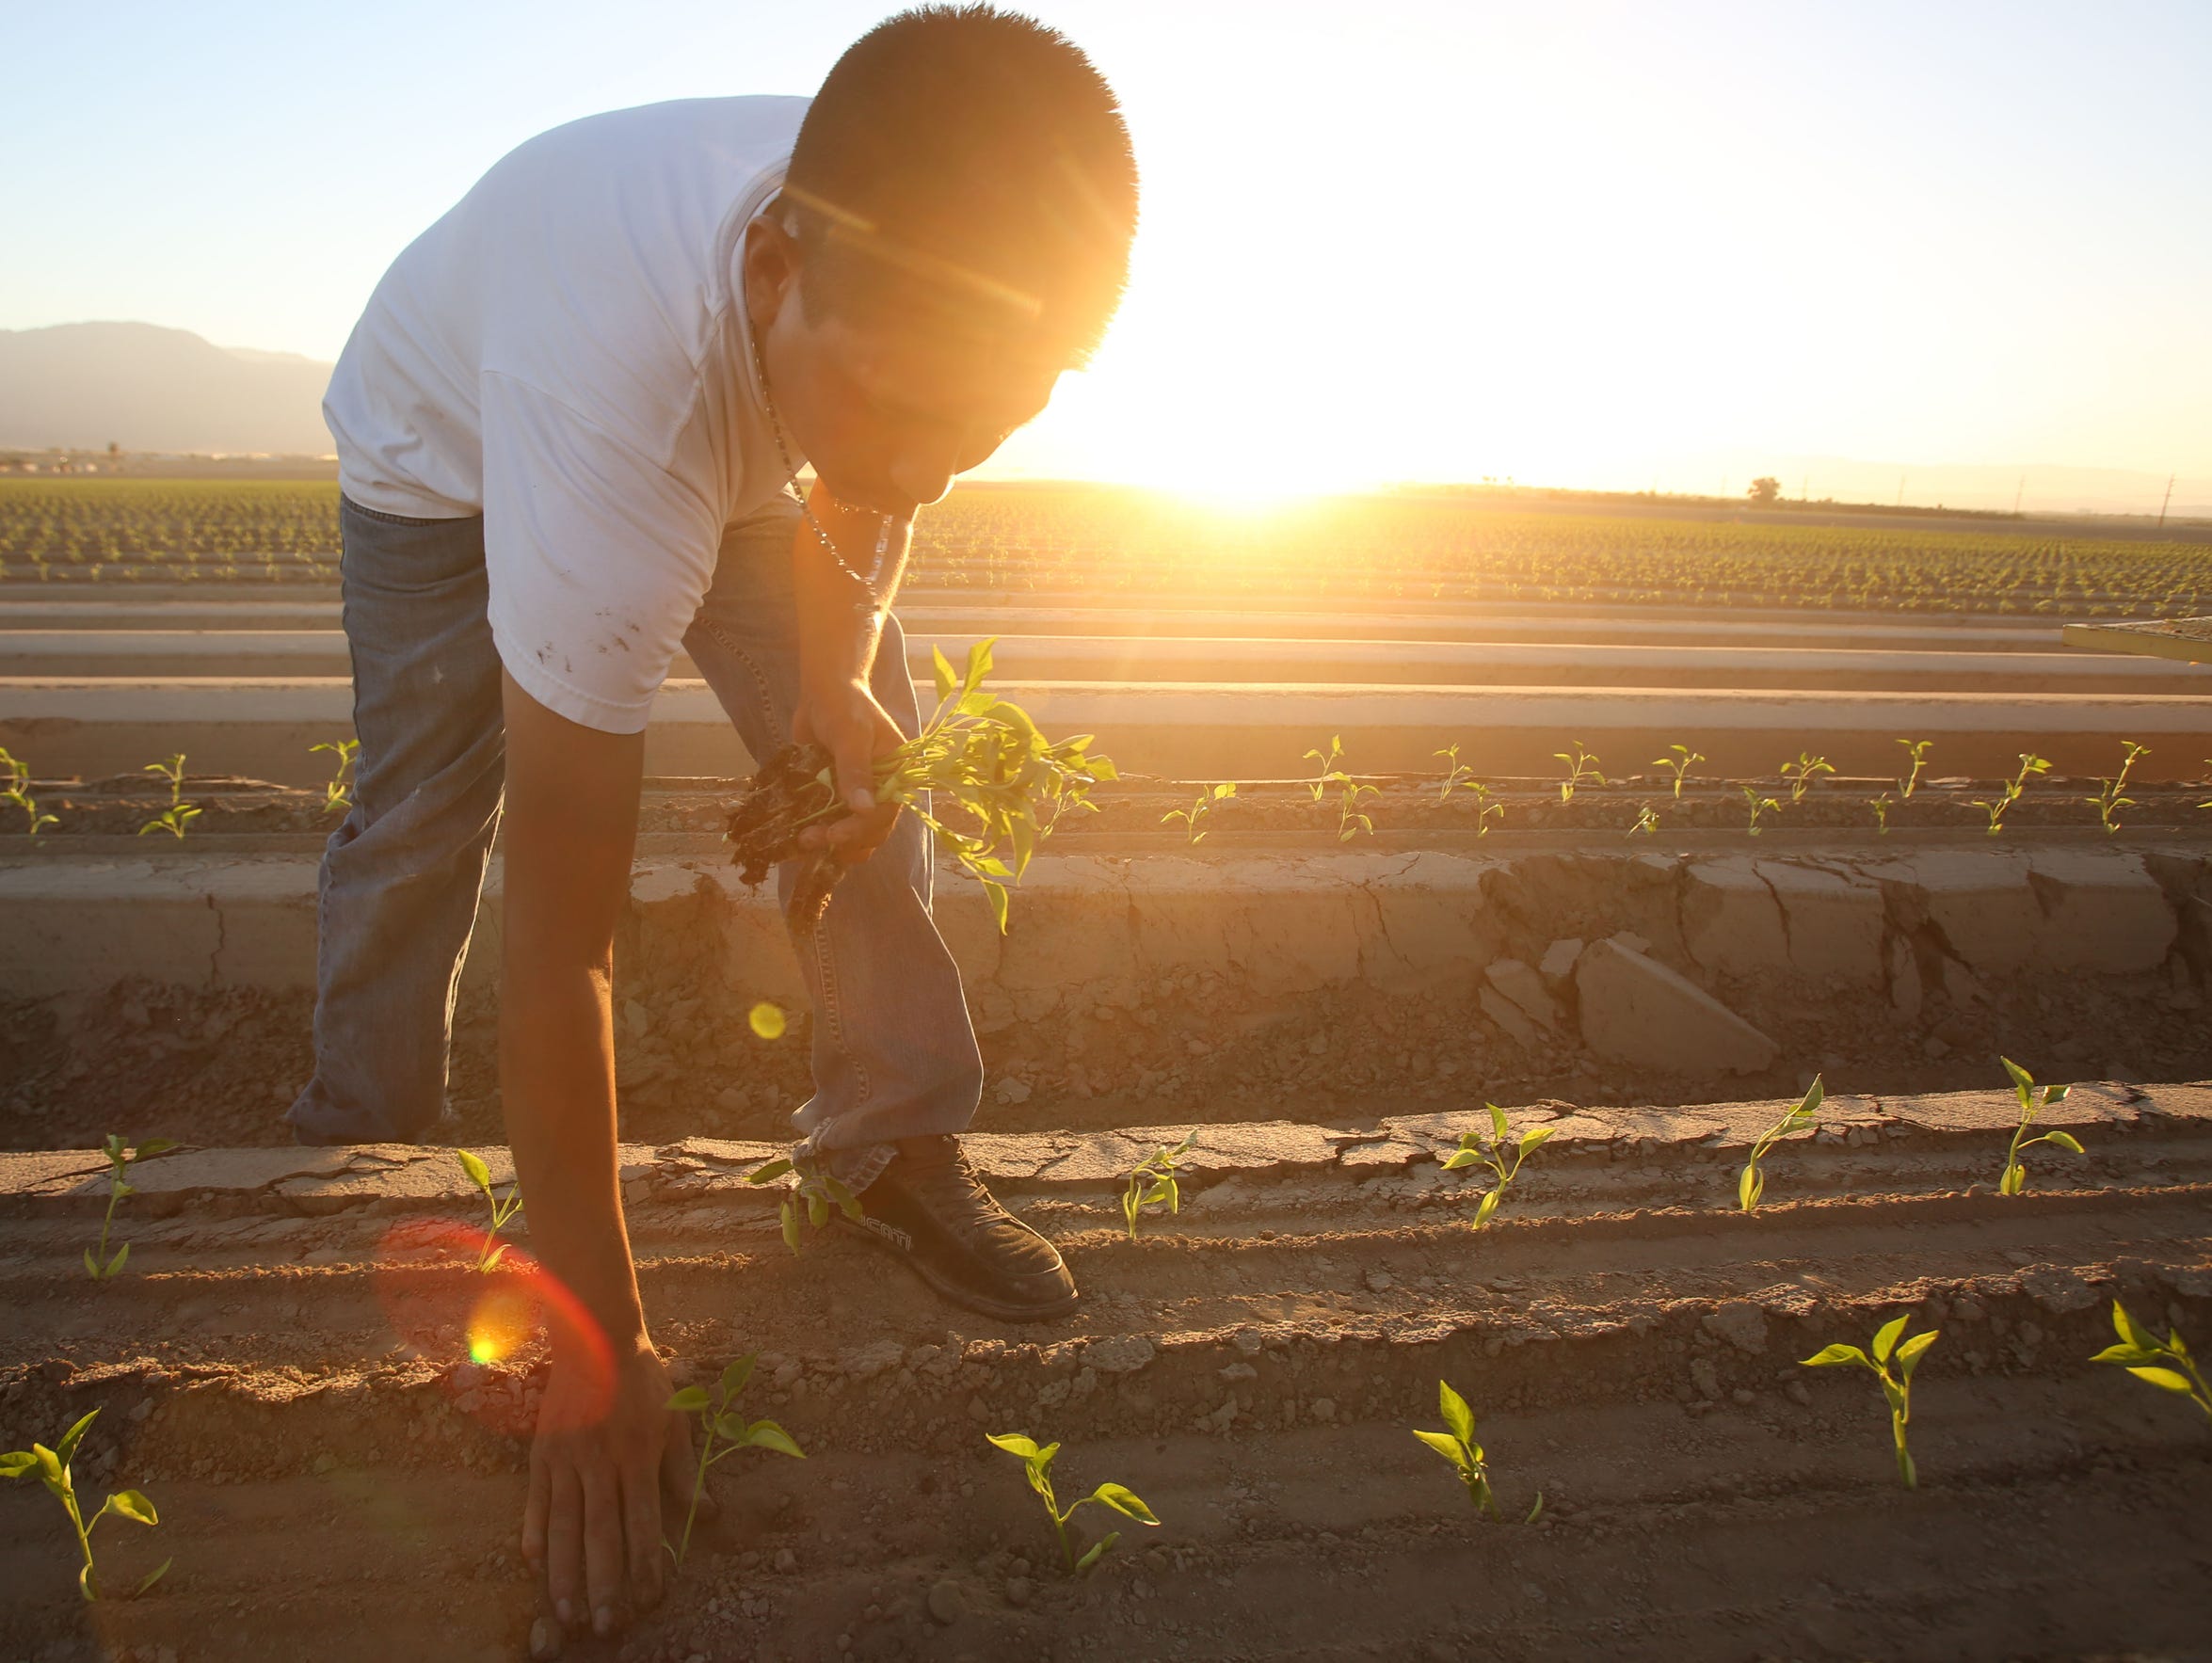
[1653,744,1705,799]
[1972,752,2050,836]
[1412,1380,1539,1522]
[1435,743,1479,804]
[1552,742,1604,804]
[1896,738,1933,799]
[1996,1056,2079,1194]
[87,1133,177,1280]
[311,738,360,815]
[2086,740,2148,835]
[986,1432,1159,1573]
[1801,1313,1938,1488]
[723,640,1115,935]
[1740,784,1781,836]
[1162,782,1235,844]
[1781,751,1835,804]
[746,1145,862,1254]
[136,753,200,839]
[2091,1301,2211,1423]
[1122,1128,1196,1238]
[456,1148,523,1271]
[664,1355,805,1569]
[0,744,57,835]
[0,1409,169,1600]
[1442,1103,1555,1229]
[1739,1076,1822,1211]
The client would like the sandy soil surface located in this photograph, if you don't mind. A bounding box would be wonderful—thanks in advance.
[2,1094,2208,1660]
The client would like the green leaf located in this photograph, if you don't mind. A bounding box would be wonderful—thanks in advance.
[2091,1342,2157,1366]
[983,878,1010,935]
[481,1242,509,1271]
[1519,1126,1555,1154]
[931,645,957,703]
[1412,1429,1467,1469]
[1525,1492,1544,1525]
[721,1354,758,1401]
[779,1197,800,1254]
[1897,1330,1939,1374]
[747,1158,793,1186]
[1486,1102,1509,1141]
[1873,1314,1910,1363]
[1899,1447,1917,1489]
[103,1240,126,1276]
[2127,1366,2196,1393]
[807,1192,827,1230]
[56,1409,100,1466]
[1738,1164,1760,1212]
[457,1148,493,1196]
[986,1432,1042,1461]
[2112,1301,2156,1351]
[714,1413,750,1444]
[666,1386,711,1414]
[134,1139,179,1161]
[0,1450,40,1479]
[1999,1054,2033,1101]
[1999,1163,2025,1196]
[962,638,996,703]
[106,1488,158,1526]
[1438,1380,1474,1445]
[745,1420,806,1460]
[1441,1149,1481,1171]
[136,1557,171,1595]
[85,1246,101,1279]
[1076,1532,1118,1573]
[1089,1482,1158,1524]
[1474,1190,1500,1227]
[1800,1344,1867,1368]
[2043,1130,2084,1155]
[34,1444,64,1487]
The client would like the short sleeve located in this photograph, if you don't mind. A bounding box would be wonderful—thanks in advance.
[479,370,721,733]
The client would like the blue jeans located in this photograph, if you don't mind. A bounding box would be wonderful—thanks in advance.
[284,492,984,1189]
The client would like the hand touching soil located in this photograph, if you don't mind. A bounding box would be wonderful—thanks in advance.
[522,1338,700,1640]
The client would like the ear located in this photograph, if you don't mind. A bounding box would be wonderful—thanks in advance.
[742,211,802,333]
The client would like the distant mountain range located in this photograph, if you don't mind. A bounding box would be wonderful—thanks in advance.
[0,321,334,455]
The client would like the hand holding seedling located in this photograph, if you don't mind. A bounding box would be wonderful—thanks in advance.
[2,1408,169,1600]
[524,1337,699,1640]
[1801,1313,1937,1488]
[792,676,906,867]
[986,1432,1159,1573]
[1996,1057,2079,1194]
[87,1132,177,1280]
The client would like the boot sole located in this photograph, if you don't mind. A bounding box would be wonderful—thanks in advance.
[834,1213,1081,1323]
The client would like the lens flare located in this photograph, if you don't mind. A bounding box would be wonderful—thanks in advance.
[749,1000,787,1040]
[467,1283,535,1366]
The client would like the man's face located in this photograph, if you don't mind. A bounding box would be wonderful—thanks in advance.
[745,215,1064,514]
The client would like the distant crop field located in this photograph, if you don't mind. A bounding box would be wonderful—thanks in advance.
[3,476,2208,615]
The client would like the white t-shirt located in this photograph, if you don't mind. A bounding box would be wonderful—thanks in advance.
[323,95,810,733]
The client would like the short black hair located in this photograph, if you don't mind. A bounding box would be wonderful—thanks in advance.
[783,6,1139,364]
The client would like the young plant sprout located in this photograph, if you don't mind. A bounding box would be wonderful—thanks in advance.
[1653,744,1705,799]
[1162,782,1235,844]
[1627,803,1659,838]
[0,1409,170,1600]
[1780,752,1835,804]
[1740,785,1781,836]
[1552,742,1604,804]
[1867,791,1894,835]
[1739,1076,1822,1212]
[311,737,360,815]
[2091,1301,2211,1423]
[1121,1128,1196,1239]
[0,745,57,835]
[136,753,200,839]
[664,1355,805,1570]
[723,640,1114,935]
[1972,752,2050,836]
[1996,1056,2080,1194]
[985,1432,1159,1574]
[2086,740,2148,835]
[1412,1380,1539,1522]
[87,1133,177,1281]
[1435,743,1479,804]
[1332,771,1379,841]
[456,1148,523,1271]
[1303,734,1346,803]
[1441,1103,1555,1229]
[1895,738,1933,799]
[746,1145,862,1255]
[1801,1313,1939,1488]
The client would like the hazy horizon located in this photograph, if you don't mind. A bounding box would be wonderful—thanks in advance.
[6,2,2208,502]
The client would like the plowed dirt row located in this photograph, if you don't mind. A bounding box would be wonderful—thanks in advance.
[5,1105,2209,1661]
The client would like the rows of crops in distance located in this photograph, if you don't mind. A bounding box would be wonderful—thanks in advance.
[5,477,2211,616]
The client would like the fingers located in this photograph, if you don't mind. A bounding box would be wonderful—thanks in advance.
[581,1459,626,1638]
[522,1447,551,1573]
[822,801,898,864]
[544,1460,585,1629]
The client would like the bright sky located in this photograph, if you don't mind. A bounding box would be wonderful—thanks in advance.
[6,0,2208,497]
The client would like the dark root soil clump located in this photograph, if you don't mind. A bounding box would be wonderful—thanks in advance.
[722,741,848,932]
